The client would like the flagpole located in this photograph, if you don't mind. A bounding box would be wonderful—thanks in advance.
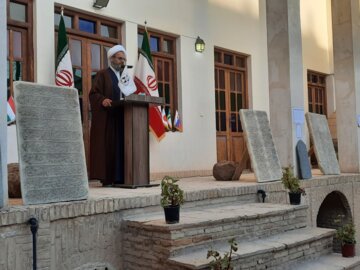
[61,6,64,16]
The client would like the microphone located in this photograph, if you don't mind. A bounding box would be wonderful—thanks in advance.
[122,65,133,69]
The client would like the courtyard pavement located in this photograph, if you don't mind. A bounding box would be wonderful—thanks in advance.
[8,169,324,206]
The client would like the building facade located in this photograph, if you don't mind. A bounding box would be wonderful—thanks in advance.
[4,0,360,178]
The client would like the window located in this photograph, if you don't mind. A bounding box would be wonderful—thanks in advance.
[308,71,326,115]
[215,48,247,133]
[7,0,34,99]
[54,7,121,41]
[138,29,178,126]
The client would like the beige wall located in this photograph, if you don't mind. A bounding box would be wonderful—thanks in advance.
[300,0,336,113]
[300,0,336,140]
[208,0,269,112]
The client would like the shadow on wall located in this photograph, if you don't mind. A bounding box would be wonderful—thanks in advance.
[316,191,352,253]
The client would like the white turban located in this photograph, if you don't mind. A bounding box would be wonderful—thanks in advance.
[107,45,127,59]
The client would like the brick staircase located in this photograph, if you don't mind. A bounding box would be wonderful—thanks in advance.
[122,202,360,270]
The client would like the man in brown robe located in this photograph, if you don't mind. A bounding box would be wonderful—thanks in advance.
[89,45,128,186]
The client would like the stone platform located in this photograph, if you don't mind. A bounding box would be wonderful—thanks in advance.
[1,171,360,269]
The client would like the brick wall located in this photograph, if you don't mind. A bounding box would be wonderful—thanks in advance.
[0,174,359,269]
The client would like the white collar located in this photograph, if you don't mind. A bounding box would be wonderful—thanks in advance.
[109,65,120,75]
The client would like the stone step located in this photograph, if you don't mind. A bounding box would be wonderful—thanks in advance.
[167,227,335,270]
[293,254,360,270]
[123,202,307,255]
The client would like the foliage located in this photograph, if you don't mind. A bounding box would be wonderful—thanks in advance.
[207,238,238,270]
[160,176,184,207]
[336,223,356,245]
[281,167,306,195]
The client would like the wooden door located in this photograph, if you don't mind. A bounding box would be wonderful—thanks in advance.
[68,36,114,172]
[215,49,248,163]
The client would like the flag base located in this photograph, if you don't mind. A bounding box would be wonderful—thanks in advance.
[112,183,160,189]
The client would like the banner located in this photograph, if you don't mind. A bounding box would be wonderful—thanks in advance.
[167,110,172,131]
[55,11,74,87]
[134,29,166,140]
[162,107,169,130]
[174,110,183,132]
[7,96,15,124]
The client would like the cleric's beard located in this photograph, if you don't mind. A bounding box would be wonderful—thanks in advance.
[110,62,121,71]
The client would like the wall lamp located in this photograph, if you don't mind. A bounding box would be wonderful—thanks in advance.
[195,36,205,53]
[93,0,109,9]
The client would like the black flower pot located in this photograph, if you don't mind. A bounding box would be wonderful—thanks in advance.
[163,205,180,224]
[289,192,301,205]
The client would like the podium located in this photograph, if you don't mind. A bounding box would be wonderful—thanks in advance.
[114,94,164,188]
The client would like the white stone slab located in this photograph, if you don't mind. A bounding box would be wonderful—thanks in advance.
[14,81,88,205]
[305,112,340,175]
[239,109,282,182]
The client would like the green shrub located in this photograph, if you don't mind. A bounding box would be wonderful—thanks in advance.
[336,223,356,245]
[160,176,184,207]
[281,167,305,195]
[207,238,238,270]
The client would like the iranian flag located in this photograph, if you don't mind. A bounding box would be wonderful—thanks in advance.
[55,12,74,87]
[7,96,15,124]
[134,30,166,140]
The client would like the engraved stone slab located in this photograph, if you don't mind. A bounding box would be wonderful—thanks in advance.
[239,109,282,182]
[296,140,312,179]
[305,112,340,175]
[14,81,88,205]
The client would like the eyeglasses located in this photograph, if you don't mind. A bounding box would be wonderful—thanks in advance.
[112,56,127,61]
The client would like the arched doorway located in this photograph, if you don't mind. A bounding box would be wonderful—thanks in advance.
[316,191,352,252]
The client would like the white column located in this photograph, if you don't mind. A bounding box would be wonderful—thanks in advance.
[332,0,360,172]
[266,0,305,171]
[122,21,138,76]
[0,0,8,207]
[34,0,55,84]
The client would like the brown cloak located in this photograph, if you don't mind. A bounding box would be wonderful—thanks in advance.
[89,68,124,185]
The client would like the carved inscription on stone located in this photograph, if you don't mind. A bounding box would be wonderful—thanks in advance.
[240,109,282,182]
[14,81,88,204]
[305,112,340,175]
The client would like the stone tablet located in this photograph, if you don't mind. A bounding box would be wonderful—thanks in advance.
[239,109,282,182]
[305,112,340,175]
[14,81,89,205]
[296,140,312,179]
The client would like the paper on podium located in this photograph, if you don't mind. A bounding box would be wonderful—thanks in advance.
[118,66,136,96]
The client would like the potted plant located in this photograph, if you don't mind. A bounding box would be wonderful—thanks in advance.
[281,167,306,205]
[336,222,356,257]
[207,238,238,270]
[160,175,184,224]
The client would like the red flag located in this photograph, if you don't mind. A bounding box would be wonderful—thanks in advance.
[134,30,166,141]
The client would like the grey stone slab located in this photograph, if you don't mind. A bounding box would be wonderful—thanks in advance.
[296,140,312,179]
[14,81,88,205]
[239,110,282,182]
[305,112,340,175]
